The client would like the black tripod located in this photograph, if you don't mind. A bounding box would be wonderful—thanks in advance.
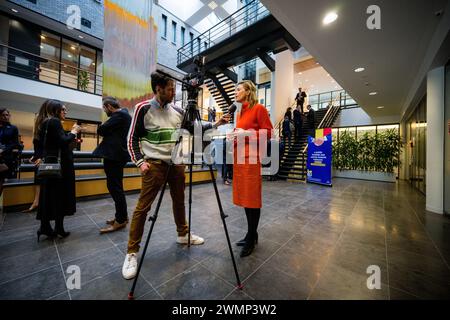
[128,77,242,300]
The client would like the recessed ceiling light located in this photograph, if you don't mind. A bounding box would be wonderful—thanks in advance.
[377,106,384,109]
[70,46,76,50]
[323,12,338,25]
[40,45,44,49]
[68,54,72,58]
[369,92,378,96]
[92,62,95,66]
[40,35,46,40]
[354,67,365,73]
[208,1,218,10]
[298,72,302,75]
[11,8,18,13]
[327,74,330,77]
[78,35,84,39]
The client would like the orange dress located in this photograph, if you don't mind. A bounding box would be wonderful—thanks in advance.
[233,103,273,208]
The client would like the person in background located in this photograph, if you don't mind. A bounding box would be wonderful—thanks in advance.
[282,115,292,147]
[293,105,303,140]
[93,96,132,234]
[284,107,292,122]
[295,87,307,114]
[36,100,81,241]
[23,102,49,213]
[306,104,316,137]
[232,80,273,257]
[0,108,22,198]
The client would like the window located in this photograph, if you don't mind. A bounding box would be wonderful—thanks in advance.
[172,21,177,44]
[189,32,194,52]
[39,31,61,85]
[181,26,185,46]
[161,14,167,38]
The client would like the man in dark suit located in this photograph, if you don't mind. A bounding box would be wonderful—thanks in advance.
[306,105,316,137]
[295,87,307,113]
[293,106,302,140]
[94,97,132,233]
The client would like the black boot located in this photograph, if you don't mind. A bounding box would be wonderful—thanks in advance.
[55,217,70,238]
[37,220,54,242]
[236,209,251,246]
[240,208,261,257]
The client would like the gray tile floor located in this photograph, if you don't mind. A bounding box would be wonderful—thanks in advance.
[1,178,450,300]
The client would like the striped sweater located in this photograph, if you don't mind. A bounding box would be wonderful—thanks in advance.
[127,98,213,166]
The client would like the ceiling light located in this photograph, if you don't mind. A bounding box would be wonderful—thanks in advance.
[40,35,46,40]
[40,45,44,49]
[70,46,76,50]
[208,1,218,10]
[298,72,302,75]
[377,106,384,109]
[369,92,378,96]
[78,35,84,39]
[92,62,95,66]
[305,79,309,82]
[323,12,338,25]
[68,54,72,58]
[354,67,365,73]
[11,8,18,13]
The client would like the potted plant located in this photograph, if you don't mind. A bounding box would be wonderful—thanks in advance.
[78,70,90,92]
[332,128,402,182]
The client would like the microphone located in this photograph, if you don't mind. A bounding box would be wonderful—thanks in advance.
[228,103,237,115]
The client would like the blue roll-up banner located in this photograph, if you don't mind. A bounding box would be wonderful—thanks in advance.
[306,128,332,186]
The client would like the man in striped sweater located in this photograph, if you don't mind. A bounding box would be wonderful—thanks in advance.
[122,72,230,280]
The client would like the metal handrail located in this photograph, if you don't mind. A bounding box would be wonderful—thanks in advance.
[177,0,269,64]
[0,43,102,95]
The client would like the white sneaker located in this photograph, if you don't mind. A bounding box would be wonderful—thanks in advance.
[177,233,205,245]
[122,253,138,280]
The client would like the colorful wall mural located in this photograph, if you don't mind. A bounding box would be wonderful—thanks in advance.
[103,0,157,109]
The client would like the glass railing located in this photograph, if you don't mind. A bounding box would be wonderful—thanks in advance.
[0,43,102,95]
[308,89,357,110]
[177,0,269,65]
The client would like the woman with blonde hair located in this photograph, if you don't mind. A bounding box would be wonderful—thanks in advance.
[232,80,273,257]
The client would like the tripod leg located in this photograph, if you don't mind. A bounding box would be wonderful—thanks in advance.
[188,162,193,248]
[128,166,172,300]
[208,165,243,289]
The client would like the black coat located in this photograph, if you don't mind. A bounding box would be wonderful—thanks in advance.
[37,117,76,221]
[93,109,131,162]
[293,109,302,124]
[0,123,22,179]
[307,109,316,126]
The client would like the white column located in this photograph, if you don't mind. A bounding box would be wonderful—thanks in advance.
[426,66,445,214]
[271,50,294,126]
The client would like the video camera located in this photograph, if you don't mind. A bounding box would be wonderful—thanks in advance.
[182,55,206,101]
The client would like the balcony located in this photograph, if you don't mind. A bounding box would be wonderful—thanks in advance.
[0,43,102,95]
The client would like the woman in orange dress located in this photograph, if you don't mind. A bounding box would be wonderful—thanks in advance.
[232,80,273,257]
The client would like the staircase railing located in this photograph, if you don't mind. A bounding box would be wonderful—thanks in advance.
[177,0,269,65]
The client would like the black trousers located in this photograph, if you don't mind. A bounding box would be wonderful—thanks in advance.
[294,122,302,139]
[104,158,128,223]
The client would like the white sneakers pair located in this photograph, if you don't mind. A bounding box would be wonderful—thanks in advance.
[122,233,205,280]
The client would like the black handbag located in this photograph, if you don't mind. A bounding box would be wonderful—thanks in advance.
[36,120,62,179]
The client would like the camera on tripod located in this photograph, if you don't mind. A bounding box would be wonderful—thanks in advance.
[182,55,206,101]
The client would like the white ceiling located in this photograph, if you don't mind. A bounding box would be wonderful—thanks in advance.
[158,0,239,33]
[296,66,342,96]
[261,0,450,118]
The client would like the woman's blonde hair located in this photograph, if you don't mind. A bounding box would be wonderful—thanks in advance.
[238,80,258,108]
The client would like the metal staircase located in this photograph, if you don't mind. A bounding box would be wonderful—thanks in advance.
[277,106,341,181]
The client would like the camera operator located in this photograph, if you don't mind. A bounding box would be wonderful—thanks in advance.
[122,71,230,280]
